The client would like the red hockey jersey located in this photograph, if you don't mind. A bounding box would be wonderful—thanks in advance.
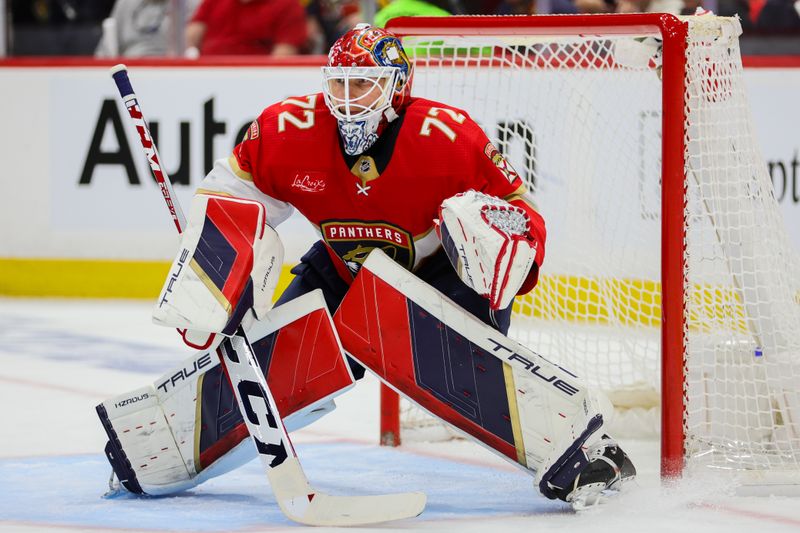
[230,93,546,291]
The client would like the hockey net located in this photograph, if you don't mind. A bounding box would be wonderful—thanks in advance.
[381,14,800,481]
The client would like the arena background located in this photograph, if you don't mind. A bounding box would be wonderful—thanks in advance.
[1,56,798,298]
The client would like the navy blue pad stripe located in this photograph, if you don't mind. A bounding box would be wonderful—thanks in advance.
[407,301,515,446]
[195,216,238,292]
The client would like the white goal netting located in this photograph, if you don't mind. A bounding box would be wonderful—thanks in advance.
[392,15,800,478]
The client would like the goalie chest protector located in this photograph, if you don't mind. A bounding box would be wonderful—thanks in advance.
[232,94,528,277]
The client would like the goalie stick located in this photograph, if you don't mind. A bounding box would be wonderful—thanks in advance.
[108,64,426,526]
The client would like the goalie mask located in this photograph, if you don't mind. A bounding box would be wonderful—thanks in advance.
[322,24,413,156]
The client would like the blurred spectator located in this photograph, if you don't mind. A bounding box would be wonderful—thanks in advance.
[495,0,699,12]
[718,0,757,28]
[614,0,687,13]
[718,0,800,30]
[10,0,115,54]
[304,1,327,54]
[95,0,200,57]
[574,0,616,12]
[615,0,650,11]
[756,0,800,30]
[496,0,583,15]
[185,0,307,56]
[11,0,115,24]
[716,0,736,14]
[304,0,361,53]
[680,0,703,13]
[375,0,452,27]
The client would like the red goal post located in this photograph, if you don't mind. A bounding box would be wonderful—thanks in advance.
[378,14,800,485]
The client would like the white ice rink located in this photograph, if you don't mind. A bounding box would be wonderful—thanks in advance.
[1,298,800,533]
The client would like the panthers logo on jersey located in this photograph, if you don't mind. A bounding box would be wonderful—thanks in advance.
[321,220,414,275]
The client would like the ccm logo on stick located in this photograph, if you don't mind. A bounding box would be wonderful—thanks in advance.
[237,379,288,468]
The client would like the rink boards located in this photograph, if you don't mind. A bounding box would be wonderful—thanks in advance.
[1,58,799,298]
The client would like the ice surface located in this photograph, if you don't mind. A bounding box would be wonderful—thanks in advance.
[1,298,799,532]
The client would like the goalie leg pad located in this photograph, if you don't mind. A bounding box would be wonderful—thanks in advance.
[335,249,622,493]
[99,400,337,497]
[276,240,366,379]
[98,290,353,496]
[97,384,194,495]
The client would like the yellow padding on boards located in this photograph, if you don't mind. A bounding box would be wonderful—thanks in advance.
[2,259,755,333]
[512,274,751,332]
[0,258,296,300]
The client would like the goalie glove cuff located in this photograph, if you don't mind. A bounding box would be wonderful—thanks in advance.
[437,190,539,310]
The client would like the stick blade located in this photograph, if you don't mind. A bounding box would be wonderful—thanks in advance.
[278,491,427,527]
[268,458,426,526]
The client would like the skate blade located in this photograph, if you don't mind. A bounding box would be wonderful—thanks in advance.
[102,484,149,500]
[571,489,613,511]
[103,486,133,499]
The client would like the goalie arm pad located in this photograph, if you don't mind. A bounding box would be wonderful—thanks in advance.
[436,190,545,310]
[153,192,284,349]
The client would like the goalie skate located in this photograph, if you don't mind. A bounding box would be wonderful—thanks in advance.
[552,436,637,511]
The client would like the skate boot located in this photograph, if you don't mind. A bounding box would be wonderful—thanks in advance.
[547,435,637,510]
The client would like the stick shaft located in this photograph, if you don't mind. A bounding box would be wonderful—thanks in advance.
[110,64,187,233]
